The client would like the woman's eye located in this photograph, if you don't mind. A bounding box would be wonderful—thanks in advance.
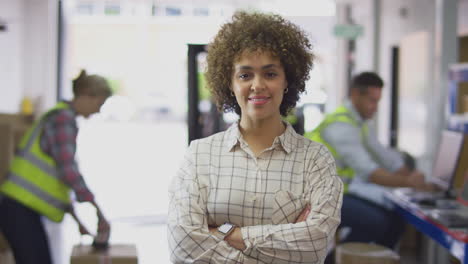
[266,72,278,78]
[239,73,250,79]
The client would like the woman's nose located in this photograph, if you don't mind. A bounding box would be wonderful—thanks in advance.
[251,76,266,91]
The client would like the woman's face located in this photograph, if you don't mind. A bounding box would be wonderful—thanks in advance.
[231,51,288,123]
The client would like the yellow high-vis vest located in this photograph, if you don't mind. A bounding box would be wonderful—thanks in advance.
[304,105,368,192]
[0,102,72,222]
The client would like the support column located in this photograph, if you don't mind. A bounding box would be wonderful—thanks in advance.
[427,0,458,162]
[330,2,351,112]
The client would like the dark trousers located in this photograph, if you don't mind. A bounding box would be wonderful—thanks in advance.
[0,195,53,264]
[340,193,405,248]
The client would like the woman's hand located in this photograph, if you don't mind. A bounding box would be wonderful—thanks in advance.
[295,204,311,223]
[208,225,246,251]
[225,228,246,251]
[208,226,217,233]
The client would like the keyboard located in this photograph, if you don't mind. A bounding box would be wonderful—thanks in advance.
[429,210,468,228]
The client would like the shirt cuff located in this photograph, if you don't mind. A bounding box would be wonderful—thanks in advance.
[76,192,95,203]
[240,224,271,256]
[389,157,404,172]
[361,163,379,181]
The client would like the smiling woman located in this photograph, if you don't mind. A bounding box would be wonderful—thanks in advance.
[167,11,343,264]
[231,51,288,127]
[206,11,313,117]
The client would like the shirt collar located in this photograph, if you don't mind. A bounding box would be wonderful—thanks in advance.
[344,99,364,124]
[62,101,77,116]
[224,121,296,154]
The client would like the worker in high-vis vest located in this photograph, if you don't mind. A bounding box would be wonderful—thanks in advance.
[305,72,430,254]
[0,70,112,264]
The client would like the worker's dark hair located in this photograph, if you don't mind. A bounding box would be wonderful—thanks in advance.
[350,72,384,94]
[72,70,112,98]
[205,11,314,116]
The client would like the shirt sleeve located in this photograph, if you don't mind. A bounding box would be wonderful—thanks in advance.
[41,110,95,202]
[322,121,379,181]
[365,126,404,172]
[240,145,343,264]
[167,141,245,264]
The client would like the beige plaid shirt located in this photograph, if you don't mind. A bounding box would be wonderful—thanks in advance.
[168,122,343,264]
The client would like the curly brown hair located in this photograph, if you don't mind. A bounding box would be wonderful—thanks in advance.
[205,11,314,116]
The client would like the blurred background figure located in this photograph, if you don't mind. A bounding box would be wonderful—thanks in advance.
[0,70,112,264]
[306,72,430,256]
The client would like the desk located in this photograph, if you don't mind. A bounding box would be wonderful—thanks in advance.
[386,189,468,264]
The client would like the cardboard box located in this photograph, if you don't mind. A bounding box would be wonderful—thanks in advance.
[463,95,468,113]
[457,83,468,113]
[0,114,32,184]
[0,249,15,264]
[0,123,14,184]
[0,232,13,264]
[335,242,400,264]
[0,114,34,125]
[70,244,138,264]
[0,232,10,252]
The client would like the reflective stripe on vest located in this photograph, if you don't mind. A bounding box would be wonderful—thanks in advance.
[0,102,72,222]
[7,172,70,210]
[305,106,368,192]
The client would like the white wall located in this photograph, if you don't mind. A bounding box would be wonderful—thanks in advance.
[24,0,59,113]
[378,0,436,148]
[349,0,375,73]
[0,0,58,115]
[460,0,468,35]
[0,0,24,113]
[287,15,338,111]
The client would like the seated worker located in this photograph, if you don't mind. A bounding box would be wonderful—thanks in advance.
[306,72,429,249]
[0,70,111,264]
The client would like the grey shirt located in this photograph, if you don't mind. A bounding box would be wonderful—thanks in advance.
[322,100,404,208]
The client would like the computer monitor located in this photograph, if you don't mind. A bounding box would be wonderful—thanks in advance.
[429,130,465,191]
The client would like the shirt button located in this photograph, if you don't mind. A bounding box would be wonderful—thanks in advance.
[251,195,257,202]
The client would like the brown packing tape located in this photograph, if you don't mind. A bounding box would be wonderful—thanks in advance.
[99,255,112,264]
[70,244,138,264]
[335,242,400,264]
